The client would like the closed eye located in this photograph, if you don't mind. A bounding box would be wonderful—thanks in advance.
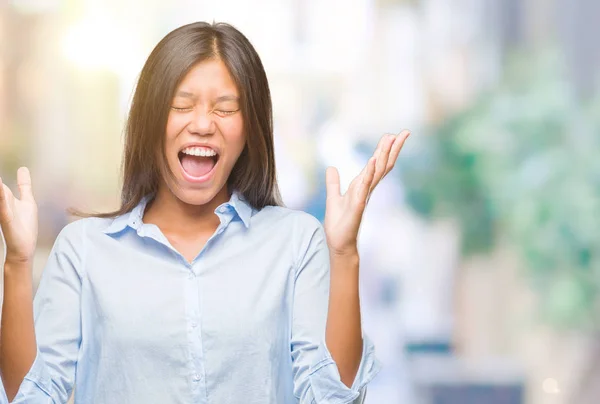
[171,106,193,112]
[213,109,239,117]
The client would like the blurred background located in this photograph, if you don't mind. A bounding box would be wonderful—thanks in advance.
[1,0,599,403]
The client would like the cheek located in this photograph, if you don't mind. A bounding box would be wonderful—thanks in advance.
[222,118,245,152]
[164,117,183,170]
[166,113,187,140]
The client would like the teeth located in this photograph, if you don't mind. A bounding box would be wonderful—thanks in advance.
[181,147,217,157]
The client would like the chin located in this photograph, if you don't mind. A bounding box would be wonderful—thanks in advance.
[172,184,227,207]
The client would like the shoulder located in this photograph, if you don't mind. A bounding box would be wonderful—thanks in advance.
[255,205,323,234]
[55,216,117,243]
[49,217,118,267]
[255,206,327,267]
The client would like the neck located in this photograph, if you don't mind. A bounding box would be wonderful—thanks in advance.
[143,185,231,237]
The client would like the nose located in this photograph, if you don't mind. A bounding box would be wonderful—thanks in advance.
[187,108,216,136]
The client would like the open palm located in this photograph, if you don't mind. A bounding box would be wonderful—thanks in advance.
[0,167,38,264]
[324,130,410,256]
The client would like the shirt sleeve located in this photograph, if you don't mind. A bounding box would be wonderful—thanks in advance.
[9,221,85,404]
[290,214,381,404]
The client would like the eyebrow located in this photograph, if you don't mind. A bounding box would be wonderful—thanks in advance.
[175,92,239,103]
[175,91,196,99]
[215,95,239,103]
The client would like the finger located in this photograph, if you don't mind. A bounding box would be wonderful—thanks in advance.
[372,134,394,188]
[383,130,410,178]
[372,133,388,161]
[0,177,5,215]
[17,166,34,202]
[325,166,341,199]
[357,157,376,204]
[0,178,13,223]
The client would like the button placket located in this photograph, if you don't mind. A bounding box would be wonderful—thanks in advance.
[187,260,205,395]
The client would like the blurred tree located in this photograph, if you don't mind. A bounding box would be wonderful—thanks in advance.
[400,50,600,330]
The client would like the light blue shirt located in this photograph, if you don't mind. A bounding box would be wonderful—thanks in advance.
[8,192,380,403]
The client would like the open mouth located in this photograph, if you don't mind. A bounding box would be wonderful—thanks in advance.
[178,146,220,181]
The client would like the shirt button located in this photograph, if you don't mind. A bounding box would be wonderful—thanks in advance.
[193,373,201,382]
[191,321,198,328]
[188,273,194,280]
[218,206,227,213]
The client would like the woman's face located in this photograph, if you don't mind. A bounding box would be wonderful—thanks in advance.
[162,58,245,206]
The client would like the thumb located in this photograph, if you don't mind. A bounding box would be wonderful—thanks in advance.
[17,167,34,202]
[325,166,341,198]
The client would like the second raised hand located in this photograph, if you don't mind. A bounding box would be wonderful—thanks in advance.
[323,130,411,256]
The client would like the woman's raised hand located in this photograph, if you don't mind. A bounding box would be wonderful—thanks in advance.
[0,167,39,266]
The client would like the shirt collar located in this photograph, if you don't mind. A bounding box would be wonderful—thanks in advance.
[103,191,253,235]
[228,191,253,228]
[102,194,153,235]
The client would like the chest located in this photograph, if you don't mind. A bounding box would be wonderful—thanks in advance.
[81,238,296,356]
[168,234,212,263]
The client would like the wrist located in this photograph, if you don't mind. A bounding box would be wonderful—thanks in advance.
[3,257,33,274]
[329,248,360,273]
[329,245,359,258]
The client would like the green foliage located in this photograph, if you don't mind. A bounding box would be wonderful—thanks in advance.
[401,51,600,328]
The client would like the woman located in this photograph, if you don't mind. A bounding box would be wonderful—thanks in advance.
[0,22,409,403]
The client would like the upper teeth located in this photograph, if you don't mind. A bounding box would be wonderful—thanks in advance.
[182,147,217,157]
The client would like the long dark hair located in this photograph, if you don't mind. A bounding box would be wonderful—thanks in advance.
[78,22,282,218]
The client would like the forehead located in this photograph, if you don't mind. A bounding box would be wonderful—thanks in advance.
[176,58,239,96]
